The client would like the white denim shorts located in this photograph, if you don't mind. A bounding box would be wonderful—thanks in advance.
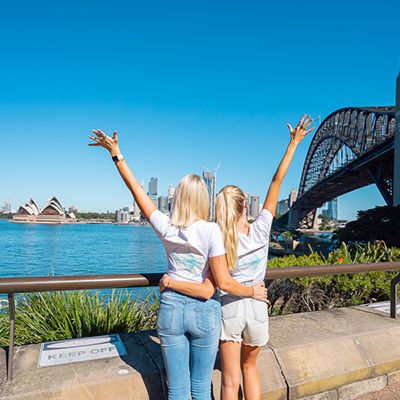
[219,293,269,347]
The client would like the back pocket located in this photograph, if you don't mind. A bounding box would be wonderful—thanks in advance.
[194,306,217,333]
[157,303,174,333]
[251,300,268,323]
[220,295,240,320]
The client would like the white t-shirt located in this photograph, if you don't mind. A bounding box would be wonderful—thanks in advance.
[150,210,226,283]
[230,209,273,284]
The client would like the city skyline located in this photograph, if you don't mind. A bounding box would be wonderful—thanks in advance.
[0,1,398,221]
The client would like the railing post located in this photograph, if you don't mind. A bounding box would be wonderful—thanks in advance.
[390,273,400,319]
[7,293,16,381]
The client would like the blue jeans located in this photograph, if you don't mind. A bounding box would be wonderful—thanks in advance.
[157,290,221,400]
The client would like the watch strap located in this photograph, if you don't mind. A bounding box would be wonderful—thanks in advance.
[112,154,124,163]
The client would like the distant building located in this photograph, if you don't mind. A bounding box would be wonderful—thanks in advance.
[14,197,76,224]
[149,177,158,199]
[116,208,131,224]
[168,184,175,198]
[2,199,11,213]
[327,198,338,220]
[132,200,141,221]
[289,189,298,207]
[158,196,169,214]
[277,199,289,216]
[249,196,260,219]
[203,171,216,221]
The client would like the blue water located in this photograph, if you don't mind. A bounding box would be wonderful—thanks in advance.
[0,220,167,302]
[0,220,166,278]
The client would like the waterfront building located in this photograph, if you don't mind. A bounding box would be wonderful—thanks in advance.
[13,197,76,224]
[277,199,289,216]
[13,199,40,222]
[250,196,260,219]
[116,208,131,223]
[203,171,216,221]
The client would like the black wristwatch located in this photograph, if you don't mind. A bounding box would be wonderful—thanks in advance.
[112,154,124,163]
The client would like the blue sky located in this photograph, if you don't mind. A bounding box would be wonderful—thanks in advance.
[0,0,398,220]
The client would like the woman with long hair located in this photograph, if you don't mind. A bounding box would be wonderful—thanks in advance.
[161,115,313,399]
[88,130,267,400]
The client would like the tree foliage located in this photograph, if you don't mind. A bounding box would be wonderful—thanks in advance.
[334,206,400,247]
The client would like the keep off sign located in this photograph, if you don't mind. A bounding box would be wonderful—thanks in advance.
[38,334,127,367]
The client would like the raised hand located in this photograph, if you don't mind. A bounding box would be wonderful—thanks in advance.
[287,115,314,145]
[88,129,120,156]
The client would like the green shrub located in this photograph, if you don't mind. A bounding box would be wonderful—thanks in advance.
[267,242,400,315]
[0,290,159,346]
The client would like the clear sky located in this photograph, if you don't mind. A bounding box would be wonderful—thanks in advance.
[1,0,399,220]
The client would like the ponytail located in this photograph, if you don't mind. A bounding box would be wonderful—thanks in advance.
[215,185,246,272]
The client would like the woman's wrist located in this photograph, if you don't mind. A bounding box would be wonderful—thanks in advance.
[250,286,254,297]
[110,146,121,157]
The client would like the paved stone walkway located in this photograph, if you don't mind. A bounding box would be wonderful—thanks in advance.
[355,381,400,400]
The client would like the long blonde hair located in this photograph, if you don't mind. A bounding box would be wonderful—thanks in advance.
[170,174,210,227]
[215,185,246,271]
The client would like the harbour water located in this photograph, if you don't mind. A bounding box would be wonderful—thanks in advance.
[0,220,167,302]
[0,220,166,278]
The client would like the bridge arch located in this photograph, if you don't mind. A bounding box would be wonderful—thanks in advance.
[289,107,396,229]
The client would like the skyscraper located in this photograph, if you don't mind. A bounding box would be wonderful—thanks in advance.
[250,196,260,219]
[203,171,216,221]
[158,196,169,214]
[276,199,289,216]
[327,198,338,220]
[148,177,158,199]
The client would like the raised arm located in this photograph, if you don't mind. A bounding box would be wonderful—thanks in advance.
[263,115,314,217]
[89,130,156,221]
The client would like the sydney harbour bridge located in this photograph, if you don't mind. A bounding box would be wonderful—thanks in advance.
[288,75,400,229]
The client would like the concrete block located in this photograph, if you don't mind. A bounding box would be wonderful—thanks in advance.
[0,333,163,400]
[0,348,6,390]
[355,327,400,377]
[258,347,287,400]
[274,337,371,399]
[299,389,338,400]
[338,376,387,400]
[387,369,400,385]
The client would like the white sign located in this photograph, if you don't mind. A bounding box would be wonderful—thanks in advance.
[38,334,127,367]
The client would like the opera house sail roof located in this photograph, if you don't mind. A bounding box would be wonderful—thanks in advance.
[13,197,76,224]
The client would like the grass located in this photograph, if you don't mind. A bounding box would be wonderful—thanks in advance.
[0,289,159,346]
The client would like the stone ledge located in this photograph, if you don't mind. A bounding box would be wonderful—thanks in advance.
[1,306,400,399]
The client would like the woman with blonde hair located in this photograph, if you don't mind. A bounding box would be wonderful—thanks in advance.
[89,129,267,400]
[161,115,313,399]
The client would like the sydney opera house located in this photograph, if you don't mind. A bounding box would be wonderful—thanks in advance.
[13,197,77,224]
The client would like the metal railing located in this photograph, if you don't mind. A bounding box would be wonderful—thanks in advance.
[1,262,400,381]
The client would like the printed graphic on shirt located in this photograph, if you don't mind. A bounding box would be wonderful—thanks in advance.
[235,247,267,277]
[170,246,206,278]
